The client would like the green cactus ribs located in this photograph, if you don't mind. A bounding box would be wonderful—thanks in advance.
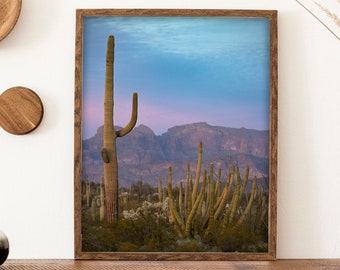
[101,35,138,223]
[167,141,263,245]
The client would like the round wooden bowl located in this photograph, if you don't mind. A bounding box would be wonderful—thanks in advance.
[0,0,22,41]
[0,87,44,135]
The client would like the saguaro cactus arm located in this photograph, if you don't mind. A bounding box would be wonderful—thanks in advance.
[116,92,138,137]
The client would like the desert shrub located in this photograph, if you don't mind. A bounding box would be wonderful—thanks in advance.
[81,204,177,252]
[81,216,118,252]
[175,236,208,252]
[216,223,266,252]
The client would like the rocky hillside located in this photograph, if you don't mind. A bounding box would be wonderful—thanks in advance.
[82,122,269,187]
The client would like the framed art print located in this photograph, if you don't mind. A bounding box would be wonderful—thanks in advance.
[74,9,278,260]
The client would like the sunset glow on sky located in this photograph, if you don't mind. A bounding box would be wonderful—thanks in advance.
[82,16,270,139]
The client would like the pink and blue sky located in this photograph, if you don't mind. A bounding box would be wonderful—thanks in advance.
[82,16,270,139]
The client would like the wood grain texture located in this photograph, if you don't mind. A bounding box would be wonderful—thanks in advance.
[0,0,22,41]
[74,9,83,260]
[74,9,278,261]
[76,8,278,18]
[269,10,278,260]
[0,87,44,135]
[2,260,340,270]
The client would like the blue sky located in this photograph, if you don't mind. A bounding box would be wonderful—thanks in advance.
[82,16,270,139]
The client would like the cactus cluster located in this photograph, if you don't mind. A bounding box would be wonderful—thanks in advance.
[167,141,260,240]
[81,140,268,251]
[83,141,266,242]
[84,177,106,222]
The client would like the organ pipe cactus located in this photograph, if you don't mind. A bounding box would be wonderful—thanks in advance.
[167,167,186,236]
[101,35,138,222]
[167,142,259,239]
[167,142,206,237]
[233,176,257,229]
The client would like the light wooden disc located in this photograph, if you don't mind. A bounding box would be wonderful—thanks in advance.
[0,87,44,135]
[0,0,22,41]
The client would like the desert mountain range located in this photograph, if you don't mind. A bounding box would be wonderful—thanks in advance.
[82,122,269,187]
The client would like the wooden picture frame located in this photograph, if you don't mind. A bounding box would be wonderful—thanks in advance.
[74,9,278,261]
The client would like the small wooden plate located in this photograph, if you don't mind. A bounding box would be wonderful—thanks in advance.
[0,0,22,41]
[0,87,44,135]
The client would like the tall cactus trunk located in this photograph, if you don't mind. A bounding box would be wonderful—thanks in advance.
[102,35,118,223]
[99,177,106,221]
[101,35,138,223]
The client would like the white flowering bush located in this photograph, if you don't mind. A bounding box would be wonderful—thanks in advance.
[123,197,169,223]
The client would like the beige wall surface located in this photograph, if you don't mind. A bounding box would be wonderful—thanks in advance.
[0,0,339,259]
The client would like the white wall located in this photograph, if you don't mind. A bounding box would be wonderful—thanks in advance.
[0,0,339,259]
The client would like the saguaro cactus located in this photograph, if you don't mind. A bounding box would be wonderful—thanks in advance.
[99,177,105,221]
[101,35,138,222]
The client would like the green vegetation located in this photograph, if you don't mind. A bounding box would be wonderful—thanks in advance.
[82,142,268,252]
